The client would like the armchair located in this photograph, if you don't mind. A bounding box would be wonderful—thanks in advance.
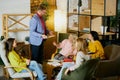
[94,44,120,80]
[61,44,120,80]
[0,39,37,80]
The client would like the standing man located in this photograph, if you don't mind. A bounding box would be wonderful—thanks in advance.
[29,3,54,64]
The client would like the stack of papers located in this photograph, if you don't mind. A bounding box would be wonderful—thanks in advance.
[47,59,61,67]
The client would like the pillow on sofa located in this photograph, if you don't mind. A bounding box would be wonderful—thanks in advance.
[61,58,99,80]
[104,44,120,60]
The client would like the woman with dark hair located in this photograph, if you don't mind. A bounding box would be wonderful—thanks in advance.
[87,31,105,59]
[4,38,46,80]
[90,31,99,40]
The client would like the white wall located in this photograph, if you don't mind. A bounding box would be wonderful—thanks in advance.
[0,0,30,42]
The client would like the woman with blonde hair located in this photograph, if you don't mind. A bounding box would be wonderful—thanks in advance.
[55,38,90,80]
[53,34,77,61]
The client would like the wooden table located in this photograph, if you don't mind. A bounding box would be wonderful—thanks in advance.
[43,60,61,80]
[98,32,116,40]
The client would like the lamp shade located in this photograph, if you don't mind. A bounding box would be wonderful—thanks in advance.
[54,10,67,33]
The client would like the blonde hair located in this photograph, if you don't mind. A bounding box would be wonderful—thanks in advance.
[76,38,88,54]
[69,33,78,48]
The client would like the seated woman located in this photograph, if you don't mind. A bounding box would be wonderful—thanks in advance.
[55,38,90,80]
[53,34,77,61]
[80,31,105,59]
[87,31,105,59]
[4,38,46,80]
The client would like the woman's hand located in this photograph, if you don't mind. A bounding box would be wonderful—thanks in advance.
[53,41,57,46]
[26,59,30,65]
[64,68,70,75]
[53,41,60,48]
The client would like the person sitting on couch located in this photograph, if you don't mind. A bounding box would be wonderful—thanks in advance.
[87,31,105,59]
[55,38,90,80]
[53,34,77,61]
[80,31,105,59]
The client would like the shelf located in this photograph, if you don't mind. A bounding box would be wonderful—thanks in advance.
[68,12,91,16]
[67,0,117,38]
[8,29,29,32]
[98,32,115,36]
[91,0,116,16]
[2,14,32,38]
[67,13,78,16]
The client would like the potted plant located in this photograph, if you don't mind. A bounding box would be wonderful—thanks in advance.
[110,11,120,32]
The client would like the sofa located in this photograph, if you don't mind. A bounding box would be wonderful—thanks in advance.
[61,58,99,80]
[94,44,120,80]
[51,33,120,80]
[61,44,120,80]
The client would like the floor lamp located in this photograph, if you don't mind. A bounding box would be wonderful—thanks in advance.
[54,10,67,42]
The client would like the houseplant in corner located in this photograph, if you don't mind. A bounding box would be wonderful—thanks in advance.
[110,11,120,32]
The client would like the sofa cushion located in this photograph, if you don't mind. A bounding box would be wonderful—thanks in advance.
[109,45,120,59]
[61,58,99,80]
[104,45,120,60]
[94,45,120,78]
[104,45,113,60]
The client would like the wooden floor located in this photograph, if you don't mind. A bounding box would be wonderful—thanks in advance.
[0,65,8,80]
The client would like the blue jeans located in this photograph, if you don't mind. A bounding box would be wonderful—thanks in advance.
[56,62,74,80]
[21,61,46,80]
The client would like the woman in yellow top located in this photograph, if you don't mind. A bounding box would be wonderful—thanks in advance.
[4,38,46,80]
[87,31,105,59]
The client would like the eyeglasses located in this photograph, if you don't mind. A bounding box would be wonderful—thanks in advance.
[42,10,47,14]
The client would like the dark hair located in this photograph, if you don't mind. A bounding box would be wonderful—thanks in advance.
[4,38,15,55]
[90,31,99,40]
[38,3,48,10]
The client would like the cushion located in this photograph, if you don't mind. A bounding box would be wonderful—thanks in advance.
[104,45,120,60]
[0,40,15,76]
[109,45,120,59]
[61,58,99,80]
[11,71,37,78]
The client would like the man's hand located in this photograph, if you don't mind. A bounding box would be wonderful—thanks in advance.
[48,31,55,38]
[42,34,48,39]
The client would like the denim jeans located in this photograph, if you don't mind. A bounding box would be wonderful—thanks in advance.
[21,61,46,80]
[56,62,74,80]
